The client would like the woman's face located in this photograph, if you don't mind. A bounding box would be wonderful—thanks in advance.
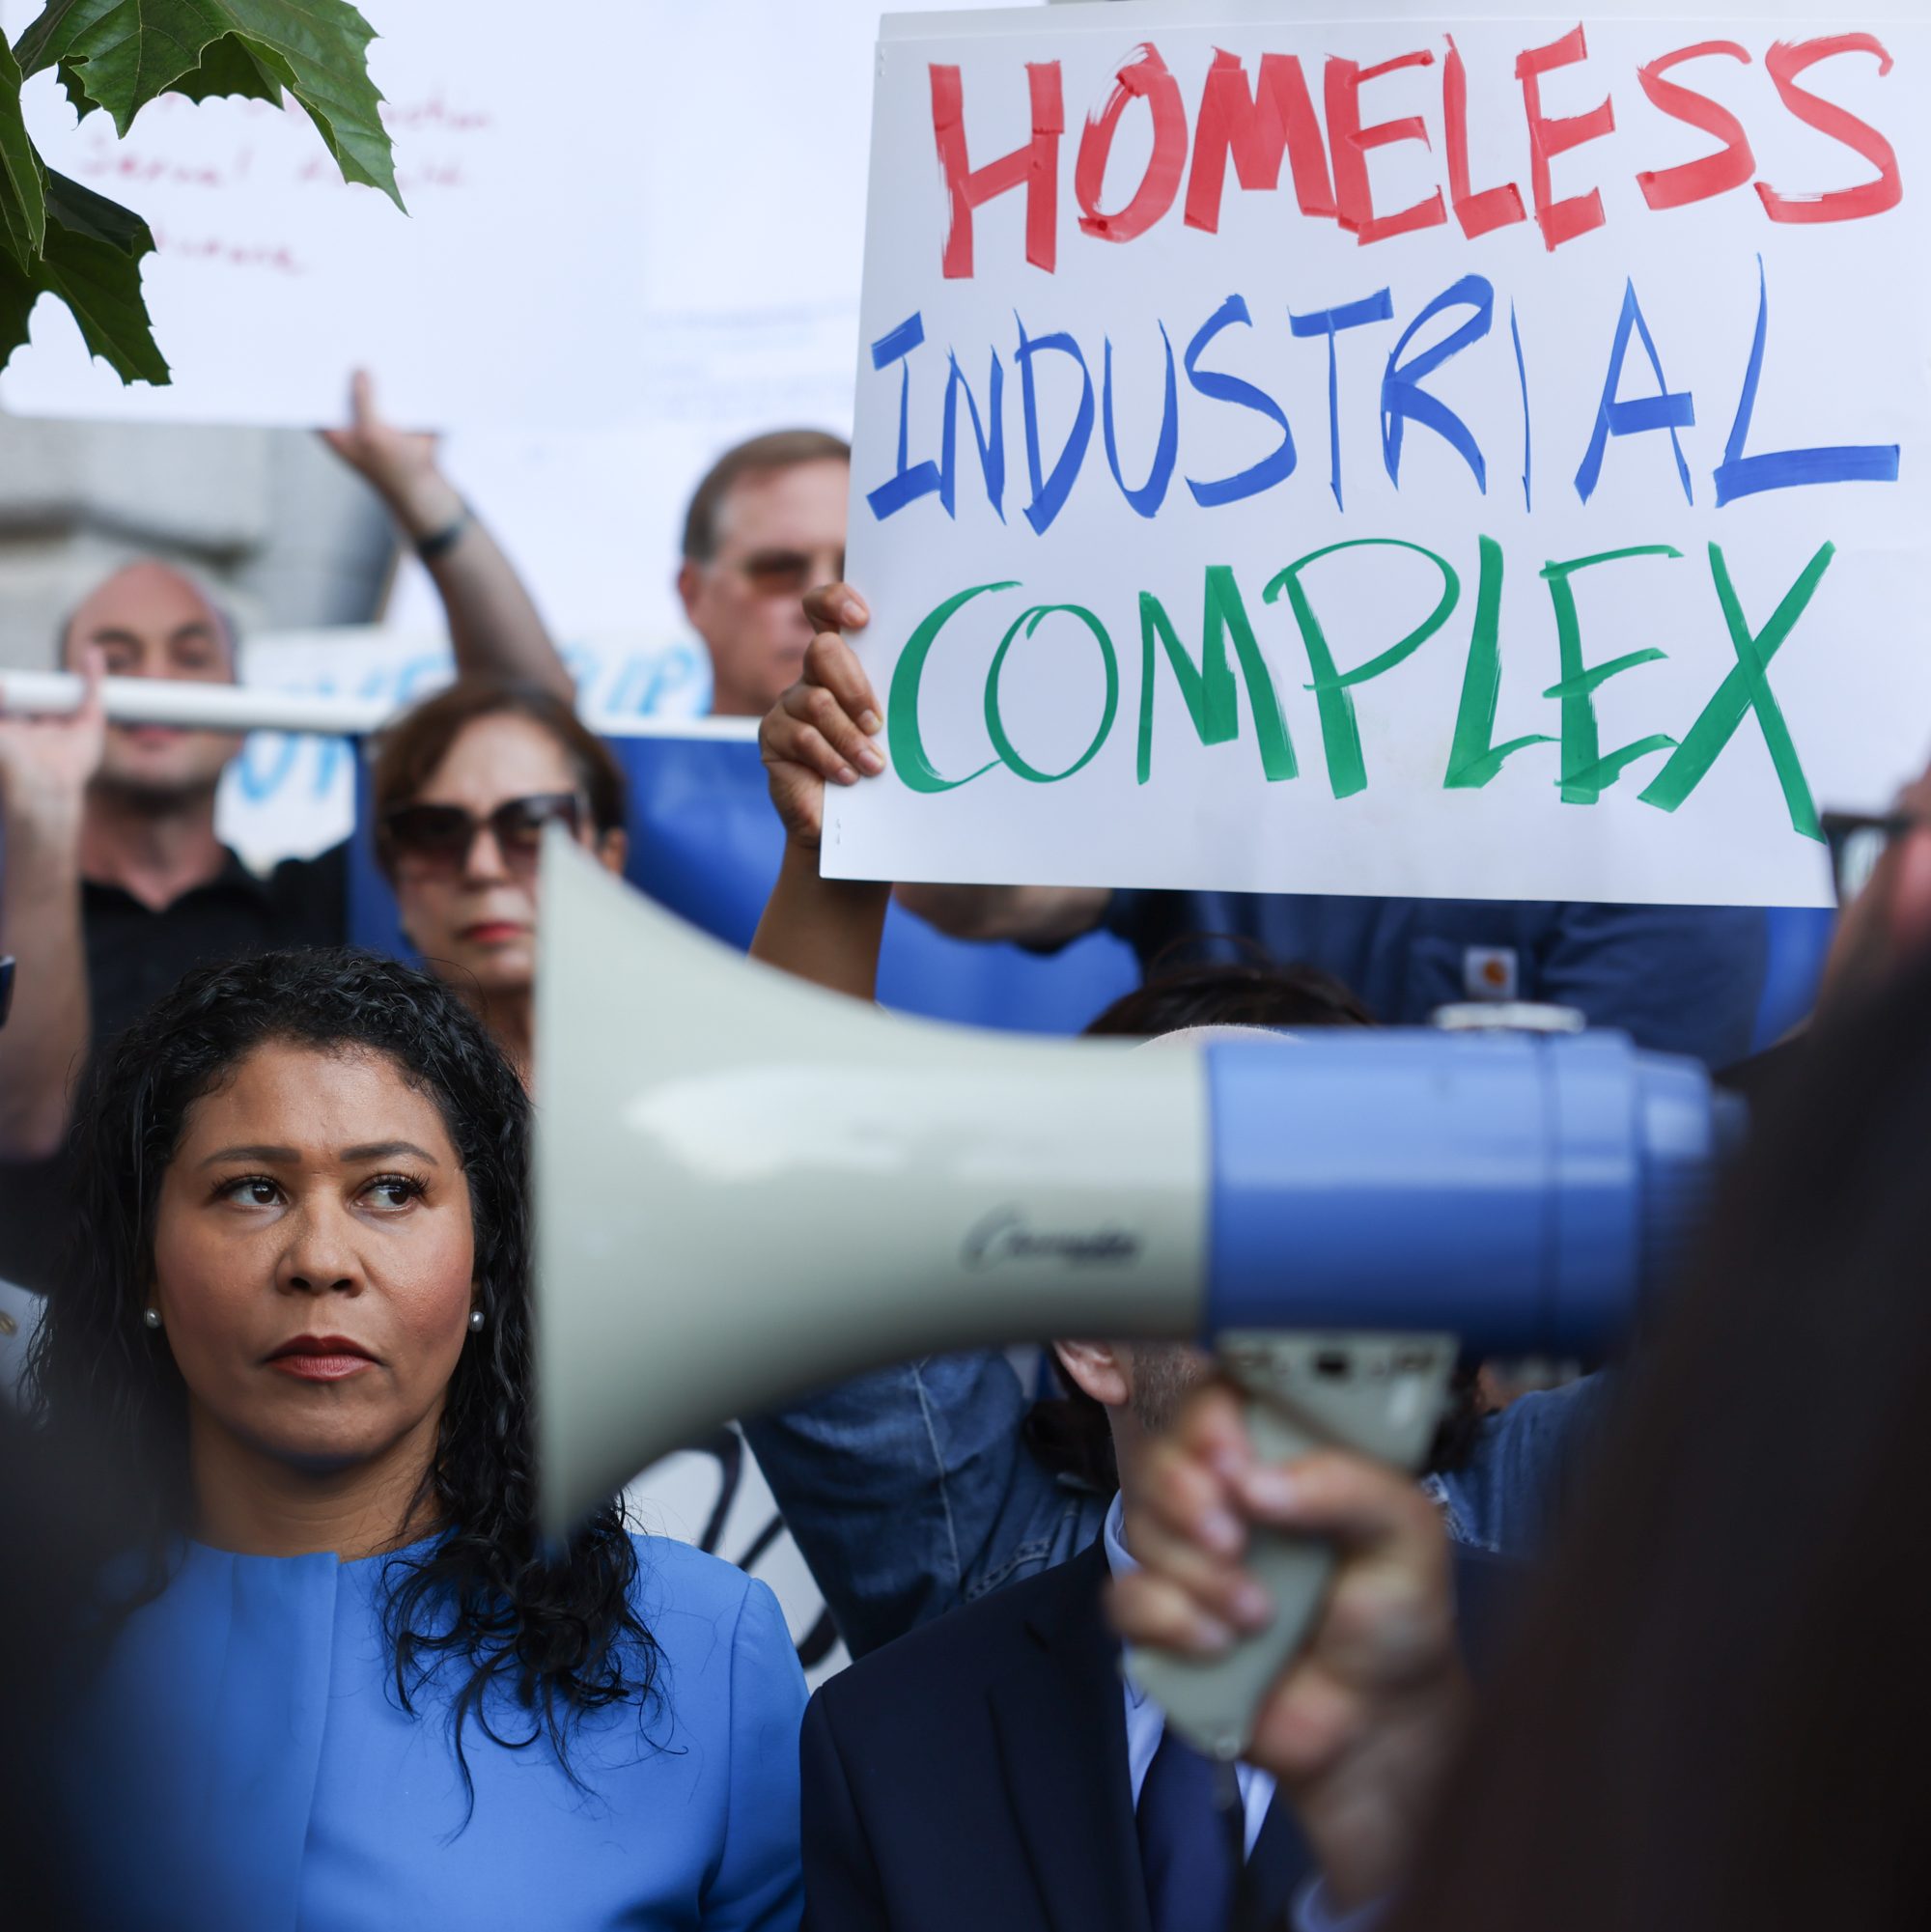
[150,1041,477,1476]
[392,712,626,997]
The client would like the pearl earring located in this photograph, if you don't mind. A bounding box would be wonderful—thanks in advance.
[468,1308,486,1332]
[142,1307,161,1330]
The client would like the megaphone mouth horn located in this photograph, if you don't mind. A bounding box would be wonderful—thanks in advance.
[532,830,1210,1538]
[533,831,1722,1542]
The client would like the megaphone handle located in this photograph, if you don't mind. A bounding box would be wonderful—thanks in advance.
[1124,1332,1459,1763]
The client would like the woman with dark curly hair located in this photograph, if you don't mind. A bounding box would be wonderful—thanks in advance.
[30,947,804,1931]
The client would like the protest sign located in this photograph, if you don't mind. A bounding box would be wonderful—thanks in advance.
[0,0,659,429]
[372,0,1030,638]
[0,0,1029,440]
[827,4,1930,907]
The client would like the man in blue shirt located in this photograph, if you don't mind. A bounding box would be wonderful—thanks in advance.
[897,871,1763,1072]
[1099,891,1764,1069]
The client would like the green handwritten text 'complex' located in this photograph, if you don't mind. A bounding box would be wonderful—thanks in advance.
[887,537,1834,840]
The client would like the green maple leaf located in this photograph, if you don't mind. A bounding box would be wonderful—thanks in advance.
[13,1,402,210]
[166,29,285,106]
[0,167,166,381]
[0,39,46,268]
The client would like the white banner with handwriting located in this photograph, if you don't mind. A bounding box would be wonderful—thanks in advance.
[827,6,1931,907]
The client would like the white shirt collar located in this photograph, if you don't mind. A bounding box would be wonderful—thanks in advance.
[1102,1488,1278,1851]
[1101,1490,1151,1710]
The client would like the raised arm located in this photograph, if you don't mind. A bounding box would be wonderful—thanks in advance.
[744,608,1091,1656]
[0,652,105,1159]
[749,625,891,1000]
[798,583,1111,947]
[892,879,1112,945]
[321,371,573,700]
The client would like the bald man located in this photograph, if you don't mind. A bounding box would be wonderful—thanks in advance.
[0,379,569,1284]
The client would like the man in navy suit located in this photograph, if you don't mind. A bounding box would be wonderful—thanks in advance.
[798,1333,1497,1932]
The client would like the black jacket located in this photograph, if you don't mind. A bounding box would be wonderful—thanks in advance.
[799,1536,1319,1932]
[801,1529,1525,1932]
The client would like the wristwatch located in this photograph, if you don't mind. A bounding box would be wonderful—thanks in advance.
[415,506,471,562]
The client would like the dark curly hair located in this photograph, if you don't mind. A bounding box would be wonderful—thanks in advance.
[1029,953,1488,1486]
[1084,951,1375,1036]
[26,947,657,1803]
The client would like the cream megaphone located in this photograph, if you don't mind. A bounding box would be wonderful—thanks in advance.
[535,835,1728,1747]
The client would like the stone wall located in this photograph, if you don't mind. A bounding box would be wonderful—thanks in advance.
[0,413,398,669]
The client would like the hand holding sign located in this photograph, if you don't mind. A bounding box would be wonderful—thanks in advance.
[750,585,895,1003]
[759,586,886,850]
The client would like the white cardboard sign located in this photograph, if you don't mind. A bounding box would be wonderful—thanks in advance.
[827,5,1931,907]
[0,0,660,430]
[0,0,1032,435]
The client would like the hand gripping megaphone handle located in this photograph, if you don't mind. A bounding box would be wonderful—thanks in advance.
[1126,1330,1460,1763]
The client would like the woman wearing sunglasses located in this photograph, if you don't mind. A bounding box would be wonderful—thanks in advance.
[373,678,629,1081]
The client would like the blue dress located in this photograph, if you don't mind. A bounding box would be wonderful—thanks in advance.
[63,1531,805,1931]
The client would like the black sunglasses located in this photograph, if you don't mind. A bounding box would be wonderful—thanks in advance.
[380,793,584,877]
[734,547,846,598]
[1820,809,1931,905]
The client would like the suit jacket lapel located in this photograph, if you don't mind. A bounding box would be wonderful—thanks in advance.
[987,1538,1152,1932]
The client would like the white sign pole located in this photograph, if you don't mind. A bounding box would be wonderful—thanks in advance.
[0,668,762,742]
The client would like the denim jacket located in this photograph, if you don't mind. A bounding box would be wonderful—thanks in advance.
[742,1356,1609,1661]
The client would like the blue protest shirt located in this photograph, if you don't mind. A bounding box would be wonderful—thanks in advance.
[61,1532,805,1932]
[1104,891,1767,1069]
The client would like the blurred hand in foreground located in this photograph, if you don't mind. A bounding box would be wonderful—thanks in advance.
[1109,1380,1469,1914]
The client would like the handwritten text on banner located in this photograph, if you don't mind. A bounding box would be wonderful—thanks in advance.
[827,7,1931,907]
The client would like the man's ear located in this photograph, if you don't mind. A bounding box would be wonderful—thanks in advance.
[596,826,630,877]
[1051,1339,1133,1410]
[676,559,704,625]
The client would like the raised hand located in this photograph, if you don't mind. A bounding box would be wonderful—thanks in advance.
[319,369,462,543]
[0,645,107,824]
[0,646,103,1159]
[759,587,884,849]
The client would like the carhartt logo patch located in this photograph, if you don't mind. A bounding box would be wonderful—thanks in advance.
[1463,946,1520,1000]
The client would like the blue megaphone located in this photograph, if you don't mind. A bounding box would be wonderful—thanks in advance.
[1207,1024,1731,1358]
[534,839,1736,1750]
